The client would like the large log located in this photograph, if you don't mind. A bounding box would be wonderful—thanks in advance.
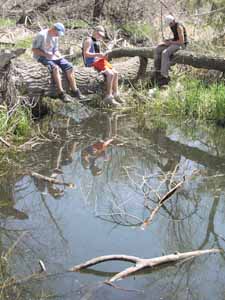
[1,46,225,108]
[108,47,225,73]
[13,56,140,97]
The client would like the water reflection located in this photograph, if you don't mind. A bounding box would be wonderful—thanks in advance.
[81,139,113,176]
[0,111,225,299]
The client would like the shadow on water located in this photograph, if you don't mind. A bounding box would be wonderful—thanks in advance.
[0,107,225,299]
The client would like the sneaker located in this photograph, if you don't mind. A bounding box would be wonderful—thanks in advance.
[159,76,170,86]
[114,94,125,104]
[58,92,72,103]
[71,89,86,100]
[104,95,121,107]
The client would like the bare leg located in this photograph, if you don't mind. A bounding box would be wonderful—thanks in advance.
[52,66,63,93]
[65,68,78,91]
[104,69,114,97]
[112,69,119,95]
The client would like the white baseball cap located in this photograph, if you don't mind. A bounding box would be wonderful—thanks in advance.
[165,15,175,26]
[94,25,105,37]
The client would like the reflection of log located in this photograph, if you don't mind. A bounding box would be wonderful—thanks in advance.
[109,47,225,72]
[70,249,220,283]
[30,171,75,188]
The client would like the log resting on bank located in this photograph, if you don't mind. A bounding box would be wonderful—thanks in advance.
[108,47,225,73]
[13,57,140,97]
[1,47,225,106]
[12,47,225,98]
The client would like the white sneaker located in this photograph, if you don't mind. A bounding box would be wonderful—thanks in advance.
[104,95,121,107]
[113,94,125,104]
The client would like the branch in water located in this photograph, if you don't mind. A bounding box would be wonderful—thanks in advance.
[69,249,221,283]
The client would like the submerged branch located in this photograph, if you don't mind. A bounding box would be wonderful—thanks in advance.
[141,178,185,229]
[70,249,221,283]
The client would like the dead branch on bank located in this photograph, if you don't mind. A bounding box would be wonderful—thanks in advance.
[0,136,11,147]
[141,177,185,229]
[29,171,75,188]
[69,249,221,283]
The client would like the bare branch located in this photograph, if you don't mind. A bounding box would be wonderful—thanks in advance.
[70,249,221,283]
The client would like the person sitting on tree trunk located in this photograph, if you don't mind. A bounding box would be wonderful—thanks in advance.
[32,22,84,102]
[154,15,188,85]
[82,25,124,107]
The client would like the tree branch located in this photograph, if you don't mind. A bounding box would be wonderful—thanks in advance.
[70,249,221,283]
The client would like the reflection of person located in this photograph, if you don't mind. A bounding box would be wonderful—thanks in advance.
[154,15,188,85]
[82,26,124,107]
[32,22,84,102]
[81,139,113,176]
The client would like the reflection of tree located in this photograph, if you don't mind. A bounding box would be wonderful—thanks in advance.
[1,110,225,299]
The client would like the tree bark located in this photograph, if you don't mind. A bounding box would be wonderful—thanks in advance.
[93,0,106,22]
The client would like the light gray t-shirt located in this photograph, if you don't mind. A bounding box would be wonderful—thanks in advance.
[32,29,58,60]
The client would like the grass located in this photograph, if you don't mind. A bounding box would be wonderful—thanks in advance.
[0,18,15,28]
[15,36,33,49]
[121,22,155,42]
[0,105,32,140]
[145,76,225,125]
[64,19,89,29]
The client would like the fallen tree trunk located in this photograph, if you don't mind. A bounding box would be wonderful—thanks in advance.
[108,47,225,73]
[69,249,221,283]
[13,56,140,97]
[1,46,225,110]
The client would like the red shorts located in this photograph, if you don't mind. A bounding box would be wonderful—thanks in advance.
[92,58,112,72]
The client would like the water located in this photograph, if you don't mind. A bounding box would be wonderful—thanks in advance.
[0,107,225,300]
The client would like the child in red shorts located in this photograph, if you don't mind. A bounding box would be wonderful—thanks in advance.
[83,26,124,107]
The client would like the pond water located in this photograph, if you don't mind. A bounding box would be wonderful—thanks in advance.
[1,104,225,300]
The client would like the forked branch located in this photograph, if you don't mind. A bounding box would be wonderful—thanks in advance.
[69,249,221,283]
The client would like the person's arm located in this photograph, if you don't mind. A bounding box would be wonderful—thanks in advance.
[52,39,62,58]
[165,25,184,46]
[83,38,105,59]
[32,34,53,59]
[32,48,53,59]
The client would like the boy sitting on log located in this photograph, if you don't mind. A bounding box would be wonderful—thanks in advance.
[154,15,188,85]
[32,22,84,102]
[82,25,124,107]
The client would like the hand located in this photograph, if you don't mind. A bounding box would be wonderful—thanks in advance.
[46,53,53,60]
[97,53,106,59]
[163,40,171,46]
[54,51,61,58]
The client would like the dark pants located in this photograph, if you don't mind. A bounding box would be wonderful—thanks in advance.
[38,56,73,73]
